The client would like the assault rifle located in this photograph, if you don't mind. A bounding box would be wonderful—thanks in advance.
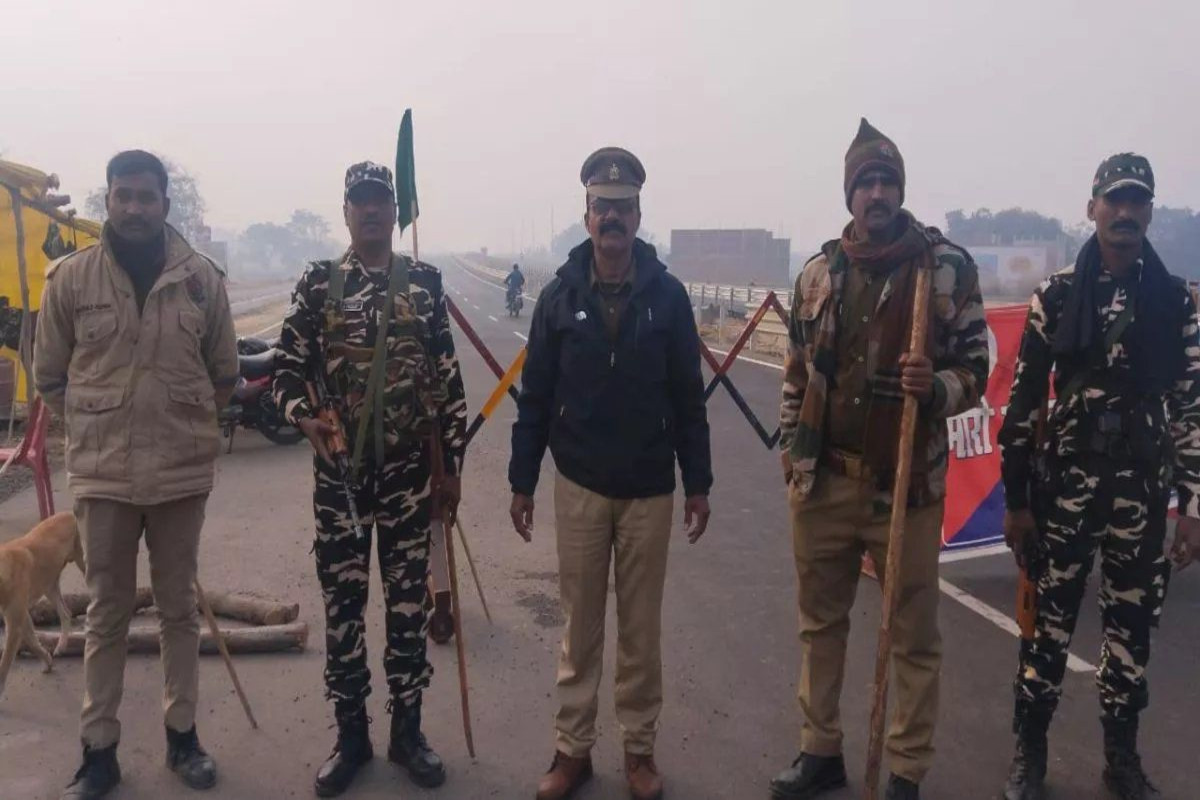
[304,354,367,543]
[1017,394,1051,642]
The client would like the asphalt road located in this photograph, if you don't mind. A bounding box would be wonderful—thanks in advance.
[0,258,1196,800]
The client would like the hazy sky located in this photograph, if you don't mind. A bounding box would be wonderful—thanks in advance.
[4,1,1197,257]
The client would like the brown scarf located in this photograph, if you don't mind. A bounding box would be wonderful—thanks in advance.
[838,213,937,488]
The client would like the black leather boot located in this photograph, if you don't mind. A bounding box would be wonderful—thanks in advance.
[61,743,121,800]
[768,753,847,799]
[315,707,374,798]
[1102,716,1159,799]
[387,696,446,788]
[885,774,920,799]
[166,725,217,790]
[1004,713,1049,800]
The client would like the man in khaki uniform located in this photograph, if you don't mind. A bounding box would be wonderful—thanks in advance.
[771,120,989,800]
[509,148,712,800]
[34,150,237,800]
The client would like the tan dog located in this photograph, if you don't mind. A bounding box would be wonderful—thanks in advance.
[0,512,85,699]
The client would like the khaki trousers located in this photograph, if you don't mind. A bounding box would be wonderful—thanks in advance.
[790,473,943,783]
[76,495,207,747]
[553,474,673,757]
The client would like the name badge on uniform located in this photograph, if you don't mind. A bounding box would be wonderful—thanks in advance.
[342,299,365,312]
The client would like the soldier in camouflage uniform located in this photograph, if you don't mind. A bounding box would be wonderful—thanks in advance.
[272,162,467,797]
[999,154,1200,800]
[771,119,989,800]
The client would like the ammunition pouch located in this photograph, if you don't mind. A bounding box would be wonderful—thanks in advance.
[1077,403,1170,465]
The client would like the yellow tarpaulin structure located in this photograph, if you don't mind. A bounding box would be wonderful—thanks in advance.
[0,160,102,409]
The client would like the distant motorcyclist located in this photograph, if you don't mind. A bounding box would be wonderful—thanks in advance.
[505,263,526,303]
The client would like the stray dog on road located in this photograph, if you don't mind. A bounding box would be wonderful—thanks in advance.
[0,512,85,699]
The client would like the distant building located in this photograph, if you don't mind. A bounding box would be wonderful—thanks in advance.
[668,229,790,286]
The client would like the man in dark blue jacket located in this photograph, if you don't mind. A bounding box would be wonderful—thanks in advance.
[510,147,712,800]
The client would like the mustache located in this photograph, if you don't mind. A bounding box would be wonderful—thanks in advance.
[600,220,626,235]
[1111,220,1140,231]
[866,202,892,215]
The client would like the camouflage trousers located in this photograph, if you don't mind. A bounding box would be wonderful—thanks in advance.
[1015,454,1170,725]
[312,440,434,718]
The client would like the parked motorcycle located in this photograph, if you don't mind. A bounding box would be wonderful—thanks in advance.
[219,336,304,451]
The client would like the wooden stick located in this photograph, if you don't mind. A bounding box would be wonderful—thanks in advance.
[195,579,259,729]
[441,516,476,757]
[454,517,492,624]
[31,623,308,656]
[863,264,933,799]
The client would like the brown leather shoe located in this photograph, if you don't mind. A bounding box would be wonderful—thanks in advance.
[535,752,593,800]
[625,753,664,800]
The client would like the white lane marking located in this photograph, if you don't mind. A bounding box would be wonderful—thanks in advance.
[514,332,528,341]
[939,578,1096,673]
[471,304,480,311]
[940,542,1010,563]
[488,315,499,322]
[247,320,284,338]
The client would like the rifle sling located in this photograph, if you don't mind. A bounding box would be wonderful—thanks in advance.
[351,256,410,473]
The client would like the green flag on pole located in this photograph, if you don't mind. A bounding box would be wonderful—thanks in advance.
[395,109,418,234]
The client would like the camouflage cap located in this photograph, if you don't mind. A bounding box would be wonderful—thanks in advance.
[344,161,395,201]
[580,147,645,199]
[1093,152,1154,198]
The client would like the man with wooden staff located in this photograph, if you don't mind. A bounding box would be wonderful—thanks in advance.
[998,153,1200,800]
[272,161,468,796]
[771,119,988,800]
[509,147,712,800]
[34,149,238,799]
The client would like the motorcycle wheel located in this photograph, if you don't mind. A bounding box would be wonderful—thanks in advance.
[256,395,304,445]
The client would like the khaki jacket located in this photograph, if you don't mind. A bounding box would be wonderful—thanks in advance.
[33,224,238,505]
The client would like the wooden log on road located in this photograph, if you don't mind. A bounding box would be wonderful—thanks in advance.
[27,588,153,626]
[21,589,297,627]
[205,591,300,626]
[24,622,309,657]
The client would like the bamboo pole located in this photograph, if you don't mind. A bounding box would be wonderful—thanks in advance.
[196,579,259,729]
[421,202,475,754]
[454,517,492,624]
[441,515,475,757]
[863,264,933,798]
